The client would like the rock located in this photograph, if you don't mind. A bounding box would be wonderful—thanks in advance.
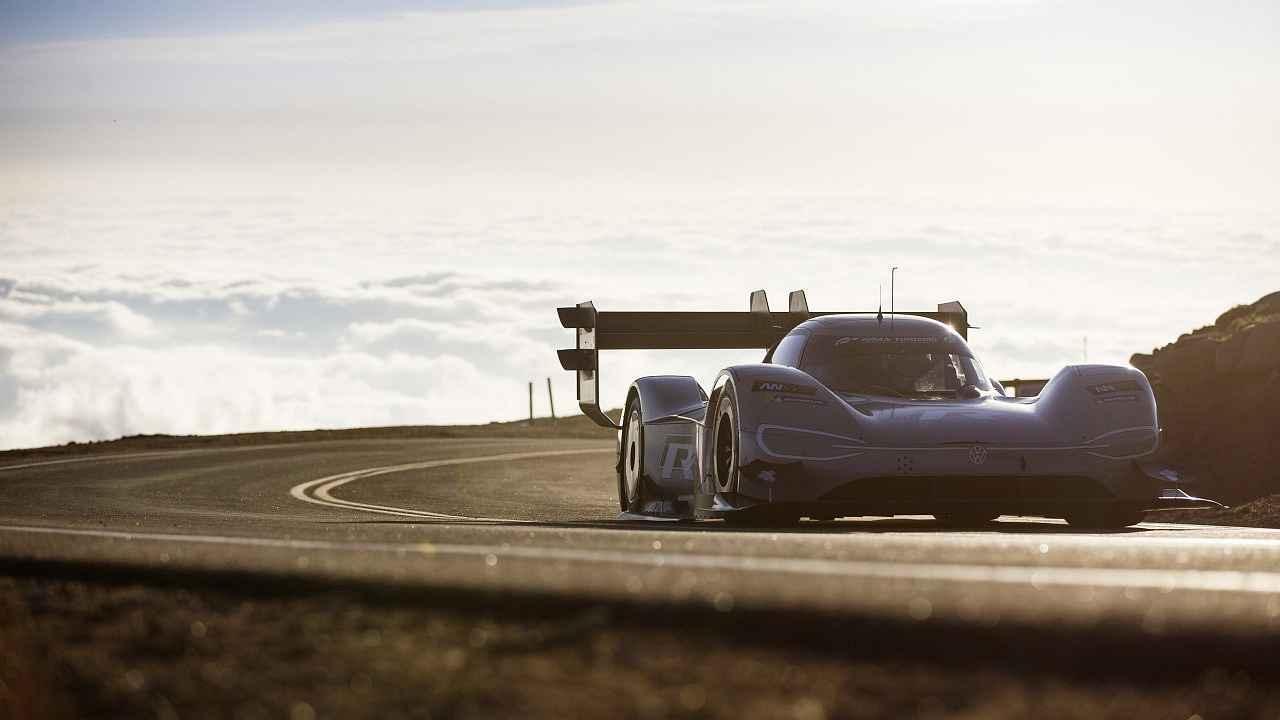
[1215,332,1247,374]
[1151,334,1217,384]
[1138,291,1280,504]
[1130,352,1155,372]
[1237,322,1280,374]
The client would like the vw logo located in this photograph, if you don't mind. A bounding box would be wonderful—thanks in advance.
[968,445,988,465]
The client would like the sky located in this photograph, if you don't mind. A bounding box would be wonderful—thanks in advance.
[1,0,1278,450]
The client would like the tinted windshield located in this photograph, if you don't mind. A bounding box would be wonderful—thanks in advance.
[801,334,991,398]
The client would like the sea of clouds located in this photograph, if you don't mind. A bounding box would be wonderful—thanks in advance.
[2,178,1276,451]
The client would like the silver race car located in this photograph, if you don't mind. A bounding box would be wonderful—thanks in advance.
[557,291,1220,528]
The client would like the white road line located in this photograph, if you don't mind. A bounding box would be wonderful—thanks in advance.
[5,523,1280,596]
[288,448,614,522]
[0,440,569,473]
[283,447,1276,537]
[0,441,354,472]
[0,450,205,472]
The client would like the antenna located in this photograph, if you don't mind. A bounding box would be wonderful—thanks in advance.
[890,266,899,333]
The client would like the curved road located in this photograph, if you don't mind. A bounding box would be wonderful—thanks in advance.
[3,437,1279,635]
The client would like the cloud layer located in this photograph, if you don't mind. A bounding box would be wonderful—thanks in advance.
[2,183,1276,450]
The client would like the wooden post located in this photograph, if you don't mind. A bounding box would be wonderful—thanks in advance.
[546,377,556,420]
[528,381,534,425]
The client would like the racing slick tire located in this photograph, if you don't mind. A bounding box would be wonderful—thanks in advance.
[618,397,653,513]
[1065,504,1147,530]
[713,387,799,527]
[933,510,1001,527]
[711,388,740,496]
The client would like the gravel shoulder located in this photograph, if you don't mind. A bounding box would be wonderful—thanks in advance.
[1149,494,1280,529]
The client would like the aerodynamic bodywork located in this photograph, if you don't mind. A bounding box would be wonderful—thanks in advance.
[557,291,1221,528]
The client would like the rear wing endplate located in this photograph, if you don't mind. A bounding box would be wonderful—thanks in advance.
[557,290,970,428]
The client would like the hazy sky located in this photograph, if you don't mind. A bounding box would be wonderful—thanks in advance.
[2,0,1277,450]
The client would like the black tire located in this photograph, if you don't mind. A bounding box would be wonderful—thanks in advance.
[618,399,647,512]
[711,389,739,495]
[933,510,1001,528]
[712,386,800,528]
[1065,504,1147,530]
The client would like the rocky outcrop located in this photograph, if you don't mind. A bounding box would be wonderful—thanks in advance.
[1131,292,1280,504]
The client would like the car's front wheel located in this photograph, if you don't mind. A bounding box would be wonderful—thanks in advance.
[712,387,799,527]
[711,390,739,495]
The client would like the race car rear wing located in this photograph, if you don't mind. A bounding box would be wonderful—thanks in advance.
[557,290,970,428]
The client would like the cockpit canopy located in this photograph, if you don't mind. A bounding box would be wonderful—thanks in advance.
[769,315,991,399]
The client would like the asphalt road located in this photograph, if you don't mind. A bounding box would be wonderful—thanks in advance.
[3,437,1280,636]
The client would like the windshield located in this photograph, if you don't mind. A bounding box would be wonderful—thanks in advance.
[800,334,991,398]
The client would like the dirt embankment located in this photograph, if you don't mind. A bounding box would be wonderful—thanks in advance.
[0,412,619,466]
[1131,291,1280,507]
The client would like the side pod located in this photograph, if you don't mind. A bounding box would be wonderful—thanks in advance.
[1034,364,1160,457]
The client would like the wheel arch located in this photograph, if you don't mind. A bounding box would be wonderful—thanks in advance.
[624,375,708,509]
[1035,364,1160,459]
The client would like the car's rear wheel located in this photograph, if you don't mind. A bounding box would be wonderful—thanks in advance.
[1065,504,1147,530]
[618,400,648,512]
[933,510,1001,527]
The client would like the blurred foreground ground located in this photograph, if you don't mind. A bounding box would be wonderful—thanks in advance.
[3,569,1278,720]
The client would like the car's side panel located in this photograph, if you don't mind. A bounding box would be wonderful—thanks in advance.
[694,364,868,516]
[1035,364,1160,458]
[1030,364,1161,501]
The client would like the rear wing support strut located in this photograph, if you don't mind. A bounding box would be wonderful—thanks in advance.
[556,301,619,429]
